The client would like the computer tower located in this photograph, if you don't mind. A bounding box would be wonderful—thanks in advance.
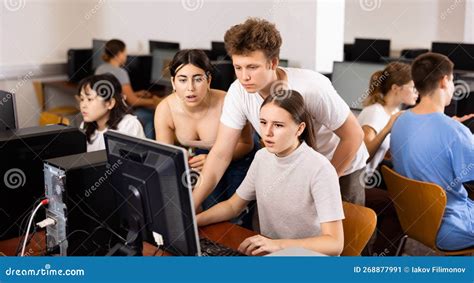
[67,49,93,83]
[0,125,86,241]
[44,150,125,256]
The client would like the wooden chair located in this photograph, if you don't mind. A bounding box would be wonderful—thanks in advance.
[33,81,78,126]
[341,201,377,256]
[381,165,474,256]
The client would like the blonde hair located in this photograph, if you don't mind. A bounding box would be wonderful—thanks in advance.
[364,62,412,106]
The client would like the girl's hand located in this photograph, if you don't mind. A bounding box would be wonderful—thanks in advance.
[384,111,404,133]
[452,113,474,123]
[238,235,283,256]
[188,154,207,172]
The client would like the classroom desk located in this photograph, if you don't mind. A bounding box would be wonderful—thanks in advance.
[0,222,256,257]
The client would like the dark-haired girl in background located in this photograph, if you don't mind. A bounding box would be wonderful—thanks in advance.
[79,73,145,152]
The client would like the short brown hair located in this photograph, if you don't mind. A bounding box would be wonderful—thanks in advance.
[364,62,412,106]
[102,39,126,62]
[224,18,282,60]
[411,52,454,96]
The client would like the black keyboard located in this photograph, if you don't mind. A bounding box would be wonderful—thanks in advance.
[199,238,245,256]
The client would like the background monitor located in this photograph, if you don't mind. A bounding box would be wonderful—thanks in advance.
[350,38,391,63]
[124,55,152,90]
[431,42,474,71]
[210,61,235,91]
[332,61,386,111]
[0,125,86,240]
[92,39,107,71]
[149,40,180,86]
[279,59,289,67]
[211,41,228,61]
[104,131,200,256]
[0,90,18,131]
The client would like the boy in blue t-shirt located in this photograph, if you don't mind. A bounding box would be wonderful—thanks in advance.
[390,52,473,250]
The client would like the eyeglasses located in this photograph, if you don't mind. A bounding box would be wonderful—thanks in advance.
[176,75,208,85]
[404,84,418,94]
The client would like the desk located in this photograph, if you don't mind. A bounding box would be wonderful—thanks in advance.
[0,222,256,256]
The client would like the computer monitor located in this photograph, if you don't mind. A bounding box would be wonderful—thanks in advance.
[211,41,228,61]
[104,131,200,256]
[210,60,235,91]
[279,59,289,67]
[0,90,18,131]
[431,42,474,71]
[350,38,391,63]
[149,40,180,86]
[0,125,86,240]
[92,39,107,71]
[332,61,386,111]
[124,55,152,90]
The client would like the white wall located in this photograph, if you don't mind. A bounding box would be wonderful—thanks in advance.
[1,0,320,71]
[344,0,470,54]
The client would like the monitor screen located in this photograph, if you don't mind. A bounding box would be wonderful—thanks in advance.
[151,49,179,85]
[211,41,228,61]
[0,90,18,131]
[351,38,391,63]
[149,40,180,53]
[332,61,387,111]
[431,42,474,71]
[92,39,107,71]
[149,41,180,86]
[104,131,200,256]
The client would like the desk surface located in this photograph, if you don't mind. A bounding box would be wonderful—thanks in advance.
[0,222,256,257]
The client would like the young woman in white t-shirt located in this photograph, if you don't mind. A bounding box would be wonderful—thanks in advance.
[357,62,418,177]
[197,90,344,256]
[79,73,145,152]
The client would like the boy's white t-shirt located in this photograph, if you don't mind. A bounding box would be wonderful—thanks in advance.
[221,67,369,176]
[81,114,146,152]
[357,103,393,175]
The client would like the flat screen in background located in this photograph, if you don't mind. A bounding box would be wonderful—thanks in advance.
[331,61,386,111]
